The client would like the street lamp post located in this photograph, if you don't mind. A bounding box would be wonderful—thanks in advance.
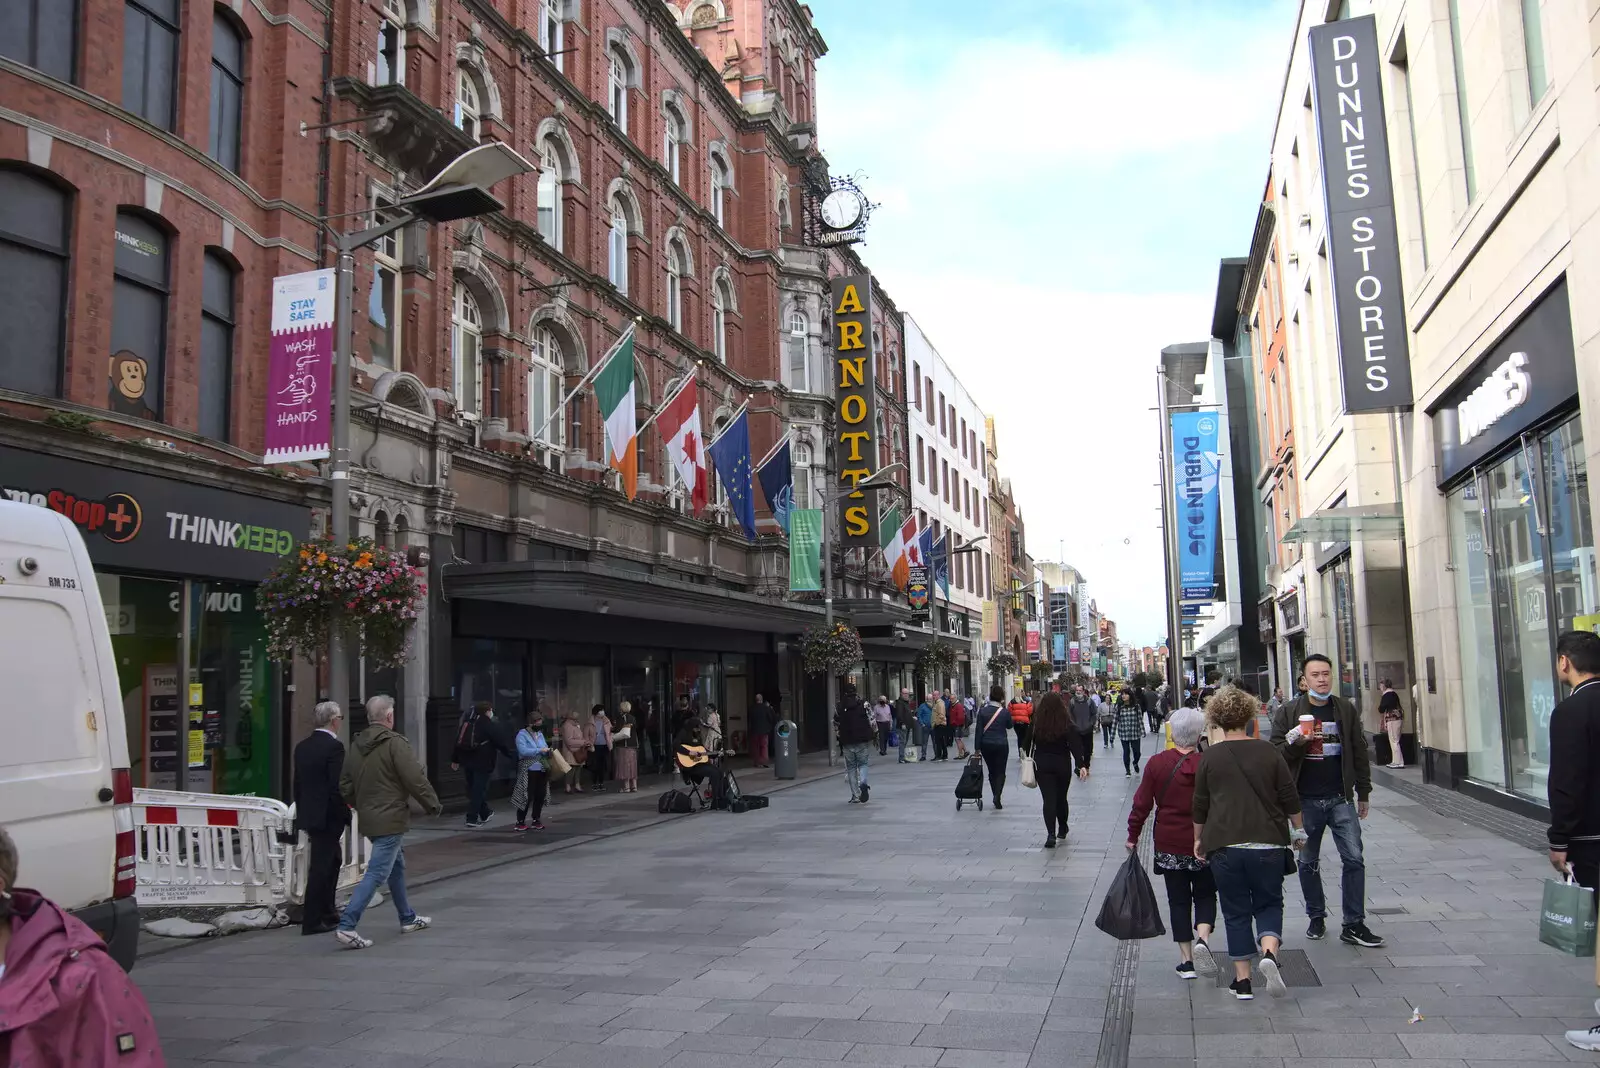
[948,534,988,694]
[818,463,904,766]
[322,144,534,731]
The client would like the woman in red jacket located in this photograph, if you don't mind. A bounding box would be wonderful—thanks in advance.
[1127,706,1217,981]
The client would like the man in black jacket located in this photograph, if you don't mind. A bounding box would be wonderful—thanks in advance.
[749,693,775,768]
[1270,652,1382,948]
[451,702,513,828]
[835,684,876,804]
[893,689,916,763]
[292,701,349,935]
[1547,631,1600,885]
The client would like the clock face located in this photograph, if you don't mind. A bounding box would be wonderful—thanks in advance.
[820,189,864,230]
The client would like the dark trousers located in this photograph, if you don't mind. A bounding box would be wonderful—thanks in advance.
[302,828,344,931]
[1121,738,1142,773]
[516,770,548,824]
[1209,846,1287,960]
[1014,722,1031,754]
[1101,722,1114,747]
[589,745,611,786]
[1570,843,1600,891]
[933,725,951,760]
[979,743,1008,803]
[464,766,491,823]
[876,723,890,755]
[1035,763,1072,838]
[1161,867,1217,944]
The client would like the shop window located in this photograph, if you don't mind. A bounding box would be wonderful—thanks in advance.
[110,211,169,422]
[1543,418,1597,641]
[209,12,245,173]
[528,325,565,470]
[366,196,401,368]
[453,525,508,564]
[376,0,405,86]
[124,0,179,129]
[0,168,69,397]
[451,280,482,418]
[1,0,78,82]
[1449,479,1504,786]
[199,251,236,442]
[613,648,670,772]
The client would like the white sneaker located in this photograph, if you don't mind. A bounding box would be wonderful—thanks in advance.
[1565,1024,1600,1052]
[1387,762,1404,769]
[1191,939,1218,978]
[335,929,372,950]
[401,915,432,933]
[1258,952,1287,998]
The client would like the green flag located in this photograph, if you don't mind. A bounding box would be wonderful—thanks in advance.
[592,333,637,499]
[789,508,822,592]
[878,505,901,552]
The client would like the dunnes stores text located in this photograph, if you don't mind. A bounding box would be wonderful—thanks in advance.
[1308,14,1413,413]
[830,274,880,549]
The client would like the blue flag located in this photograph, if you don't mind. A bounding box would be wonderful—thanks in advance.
[931,534,950,598]
[755,436,793,532]
[916,526,933,569]
[708,407,757,540]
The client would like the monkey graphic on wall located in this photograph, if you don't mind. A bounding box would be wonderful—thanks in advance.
[109,350,157,421]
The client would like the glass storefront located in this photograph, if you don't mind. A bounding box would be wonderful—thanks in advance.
[1321,556,1360,705]
[1447,414,1596,801]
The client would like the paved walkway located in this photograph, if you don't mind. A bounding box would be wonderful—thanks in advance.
[140,734,1600,1068]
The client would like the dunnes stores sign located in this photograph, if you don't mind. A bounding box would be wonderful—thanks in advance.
[1308,15,1413,413]
[830,274,880,550]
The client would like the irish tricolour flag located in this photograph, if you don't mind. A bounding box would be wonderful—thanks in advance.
[594,331,638,499]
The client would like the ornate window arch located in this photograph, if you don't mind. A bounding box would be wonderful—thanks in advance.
[664,231,693,334]
[605,178,642,296]
[785,305,814,393]
[453,43,502,139]
[681,0,727,27]
[707,142,733,227]
[527,307,584,471]
[605,29,641,130]
[663,99,689,184]
[534,124,580,253]
[451,280,483,417]
[711,273,735,362]
[776,184,792,234]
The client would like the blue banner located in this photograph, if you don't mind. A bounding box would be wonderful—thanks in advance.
[1052,633,1066,662]
[1171,411,1220,600]
[755,437,793,532]
[930,534,950,598]
[708,408,757,540]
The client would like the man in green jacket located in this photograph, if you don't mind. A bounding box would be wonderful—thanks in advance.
[1269,653,1383,949]
[335,694,442,949]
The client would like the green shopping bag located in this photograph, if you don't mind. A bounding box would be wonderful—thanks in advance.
[1539,875,1596,957]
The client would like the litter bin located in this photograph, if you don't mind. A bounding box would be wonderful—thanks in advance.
[773,719,798,779]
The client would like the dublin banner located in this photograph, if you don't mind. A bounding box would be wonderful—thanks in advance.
[788,508,822,592]
[265,268,336,463]
[1171,411,1220,601]
[1308,15,1413,412]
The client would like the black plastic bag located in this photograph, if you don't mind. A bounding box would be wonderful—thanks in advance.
[1094,854,1167,940]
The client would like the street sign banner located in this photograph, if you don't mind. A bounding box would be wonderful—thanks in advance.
[265,268,336,464]
[907,566,930,610]
[1170,411,1220,602]
[829,274,879,549]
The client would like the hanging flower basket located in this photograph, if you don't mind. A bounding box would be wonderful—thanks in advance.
[917,640,957,681]
[256,537,427,669]
[801,622,864,677]
[986,651,1018,677]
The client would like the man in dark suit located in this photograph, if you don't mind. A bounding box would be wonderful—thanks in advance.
[293,701,349,935]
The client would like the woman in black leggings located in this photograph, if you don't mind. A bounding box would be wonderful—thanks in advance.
[973,685,1014,809]
[1028,691,1090,847]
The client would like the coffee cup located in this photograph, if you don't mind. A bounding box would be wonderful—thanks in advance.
[1299,714,1323,755]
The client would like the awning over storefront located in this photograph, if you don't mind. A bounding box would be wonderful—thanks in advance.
[1281,505,1404,544]
[442,560,824,633]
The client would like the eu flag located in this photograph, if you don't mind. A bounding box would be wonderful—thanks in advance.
[708,407,757,540]
[755,436,793,532]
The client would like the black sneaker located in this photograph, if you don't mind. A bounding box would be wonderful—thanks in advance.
[1340,922,1385,948]
[1175,961,1197,980]
[993,799,1003,810]
[1229,978,1254,1000]
[1306,917,1327,940]
[1258,951,1287,997]
[859,783,870,803]
[1043,837,1056,849]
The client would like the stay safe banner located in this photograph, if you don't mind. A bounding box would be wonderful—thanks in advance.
[1170,411,1220,601]
[265,269,336,464]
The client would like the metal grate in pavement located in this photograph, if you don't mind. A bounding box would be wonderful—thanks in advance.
[1213,948,1320,988]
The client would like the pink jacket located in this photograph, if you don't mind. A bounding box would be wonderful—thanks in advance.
[0,890,165,1067]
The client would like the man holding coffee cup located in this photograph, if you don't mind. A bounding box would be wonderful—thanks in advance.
[1269,653,1383,949]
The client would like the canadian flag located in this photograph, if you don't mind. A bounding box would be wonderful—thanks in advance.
[657,375,707,516]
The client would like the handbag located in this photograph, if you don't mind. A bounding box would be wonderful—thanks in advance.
[546,748,572,778]
[1020,743,1038,789]
[1217,743,1298,875]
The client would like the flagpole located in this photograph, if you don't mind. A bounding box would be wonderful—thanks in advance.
[531,321,636,443]
[705,399,751,451]
[637,369,698,437]
[755,427,790,470]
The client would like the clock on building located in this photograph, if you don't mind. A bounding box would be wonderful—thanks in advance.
[819,187,867,231]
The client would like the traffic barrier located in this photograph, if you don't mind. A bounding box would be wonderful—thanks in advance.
[132,790,294,907]
[284,804,370,904]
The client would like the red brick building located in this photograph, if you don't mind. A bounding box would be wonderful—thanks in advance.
[0,0,912,794]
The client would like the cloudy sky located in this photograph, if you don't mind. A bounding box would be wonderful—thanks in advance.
[806,0,1299,645]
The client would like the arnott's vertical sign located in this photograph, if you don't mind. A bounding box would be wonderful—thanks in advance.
[1308,14,1413,412]
[830,273,879,549]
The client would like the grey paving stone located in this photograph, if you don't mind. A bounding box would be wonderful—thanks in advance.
[1397,1033,1568,1059]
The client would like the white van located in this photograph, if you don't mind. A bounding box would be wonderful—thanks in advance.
[0,498,139,968]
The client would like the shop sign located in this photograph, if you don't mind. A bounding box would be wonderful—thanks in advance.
[1258,598,1277,642]
[1430,280,1578,486]
[1025,620,1040,658]
[265,269,335,464]
[1278,587,1304,634]
[830,274,879,549]
[1308,15,1414,412]
[0,446,310,582]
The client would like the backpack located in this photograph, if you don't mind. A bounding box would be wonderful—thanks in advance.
[948,702,966,728]
[657,789,694,814]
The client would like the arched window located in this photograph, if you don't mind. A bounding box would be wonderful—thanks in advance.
[125,0,180,129]
[0,169,70,397]
[785,310,809,393]
[537,139,563,252]
[110,211,169,422]
[538,0,564,73]
[528,326,565,469]
[209,12,245,173]
[663,102,686,184]
[793,443,812,510]
[666,239,685,333]
[456,68,481,141]
[451,282,482,417]
[373,511,391,549]
[376,0,405,86]
[607,204,628,294]
[607,44,630,128]
[712,275,734,362]
[709,152,730,227]
[199,251,236,441]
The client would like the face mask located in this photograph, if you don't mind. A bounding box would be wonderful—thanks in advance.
[1308,682,1332,701]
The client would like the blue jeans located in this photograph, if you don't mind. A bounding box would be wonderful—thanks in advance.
[339,833,416,931]
[844,743,871,797]
[1299,796,1365,925]
[1208,847,1286,960]
[918,724,931,759]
